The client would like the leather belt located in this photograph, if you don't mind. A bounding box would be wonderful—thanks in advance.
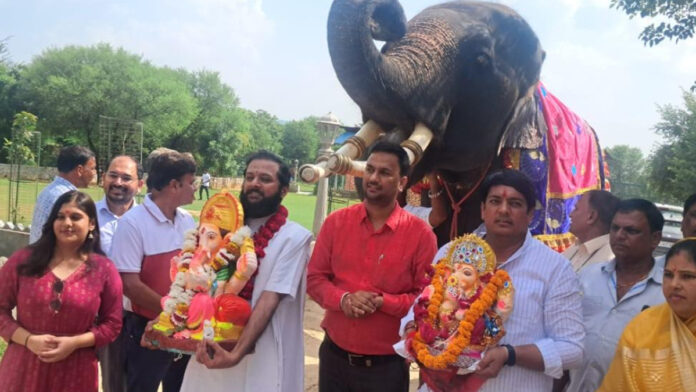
[324,335,404,368]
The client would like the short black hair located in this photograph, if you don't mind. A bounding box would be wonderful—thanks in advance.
[244,150,291,188]
[367,141,409,176]
[146,149,197,191]
[480,169,536,212]
[56,146,95,173]
[586,190,621,231]
[108,155,144,179]
[615,198,664,233]
[665,238,696,268]
[684,193,696,215]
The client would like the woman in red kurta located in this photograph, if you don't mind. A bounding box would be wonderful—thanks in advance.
[0,190,122,392]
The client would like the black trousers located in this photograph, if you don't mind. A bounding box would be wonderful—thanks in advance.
[199,185,209,200]
[123,311,190,392]
[318,336,409,392]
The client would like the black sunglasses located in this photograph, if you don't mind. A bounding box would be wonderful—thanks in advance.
[49,279,64,314]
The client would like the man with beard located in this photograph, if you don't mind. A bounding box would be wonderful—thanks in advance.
[97,155,144,254]
[307,141,438,392]
[180,150,312,392]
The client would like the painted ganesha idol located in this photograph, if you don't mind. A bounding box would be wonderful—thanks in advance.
[143,191,257,353]
[406,234,514,392]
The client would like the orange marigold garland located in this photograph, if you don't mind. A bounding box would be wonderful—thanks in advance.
[412,268,510,369]
[407,234,514,372]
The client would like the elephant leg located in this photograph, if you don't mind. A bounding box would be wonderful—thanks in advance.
[400,122,434,167]
[299,120,384,183]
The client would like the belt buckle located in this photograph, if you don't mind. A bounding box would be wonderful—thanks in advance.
[348,353,372,367]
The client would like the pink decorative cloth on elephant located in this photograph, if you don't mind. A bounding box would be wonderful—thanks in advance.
[503,83,610,252]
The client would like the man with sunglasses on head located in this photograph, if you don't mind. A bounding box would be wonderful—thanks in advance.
[96,155,144,255]
[110,148,197,392]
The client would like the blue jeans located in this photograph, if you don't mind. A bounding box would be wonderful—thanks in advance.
[123,312,190,392]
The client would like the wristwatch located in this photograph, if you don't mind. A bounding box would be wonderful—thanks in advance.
[502,344,516,366]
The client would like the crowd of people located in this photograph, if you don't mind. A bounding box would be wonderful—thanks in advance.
[0,142,693,392]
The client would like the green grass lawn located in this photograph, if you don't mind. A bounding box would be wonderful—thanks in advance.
[0,339,5,357]
[0,178,359,232]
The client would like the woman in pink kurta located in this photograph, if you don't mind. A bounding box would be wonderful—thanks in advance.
[0,190,122,392]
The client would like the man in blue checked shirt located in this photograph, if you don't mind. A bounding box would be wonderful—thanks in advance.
[565,199,666,392]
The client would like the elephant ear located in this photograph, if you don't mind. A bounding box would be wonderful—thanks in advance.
[496,86,545,153]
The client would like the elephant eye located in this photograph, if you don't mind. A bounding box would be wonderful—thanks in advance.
[475,53,491,68]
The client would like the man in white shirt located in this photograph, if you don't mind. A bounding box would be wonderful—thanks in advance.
[110,149,198,392]
[96,155,144,254]
[404,169,584,392]
[96,155,143,392]
[199,170,211,200]
[563,190,620,272]
[29,145,96,243]
[181,151,312,392]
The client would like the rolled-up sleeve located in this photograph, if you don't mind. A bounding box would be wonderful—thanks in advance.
[536,262,585,378]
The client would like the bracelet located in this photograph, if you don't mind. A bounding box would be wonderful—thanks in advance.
[24,334,31,347]
[502,344,516,366]
[339,292,350,309]
[233,271,246,280]
[428,188,444,198]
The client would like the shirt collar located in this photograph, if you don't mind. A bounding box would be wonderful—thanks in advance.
[54,176,77,189]
[143,194,173,224]
[580,234,610,253]
[97,197,138,217]
[359,202,403,232]
[474,225,533,267]
[601,257,664,284]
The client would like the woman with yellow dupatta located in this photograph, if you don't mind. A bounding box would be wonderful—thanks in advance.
[599,238,696,391]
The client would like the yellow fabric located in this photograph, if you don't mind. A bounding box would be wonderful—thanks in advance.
[599,303,696,391]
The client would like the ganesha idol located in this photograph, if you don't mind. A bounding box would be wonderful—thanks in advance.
[404,234,514,392]
[143,191,257,353]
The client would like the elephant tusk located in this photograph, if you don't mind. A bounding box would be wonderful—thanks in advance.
[328,155,366,177]
[333,120,384,159]
[401,122,434,166]
[299,158,331,184]
[299,120,384,183]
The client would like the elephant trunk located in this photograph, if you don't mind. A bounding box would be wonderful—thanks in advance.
[328,0,412,128]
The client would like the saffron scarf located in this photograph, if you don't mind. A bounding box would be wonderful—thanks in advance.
[599,303,696,391]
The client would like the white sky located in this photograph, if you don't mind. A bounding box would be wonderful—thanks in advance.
[1,0,694,154]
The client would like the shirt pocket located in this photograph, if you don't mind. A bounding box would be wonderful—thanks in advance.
[371,250,413,294]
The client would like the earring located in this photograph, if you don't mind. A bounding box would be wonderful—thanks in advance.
[88,230,94,240]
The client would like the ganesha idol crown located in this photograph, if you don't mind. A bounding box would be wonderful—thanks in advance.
[445,234,497,276]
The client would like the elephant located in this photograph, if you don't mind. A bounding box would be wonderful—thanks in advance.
[303,0,608,246]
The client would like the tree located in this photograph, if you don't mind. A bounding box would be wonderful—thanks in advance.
[2,111,38,165]
[646,90,696,203]
[17,44,197,163]
[611,1,696,90]
[605,145,649,199]
[0,39,21,162]
[611,0,696,46]
[280,117,319,165]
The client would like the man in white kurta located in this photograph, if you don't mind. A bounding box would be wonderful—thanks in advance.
[180,151,312,392]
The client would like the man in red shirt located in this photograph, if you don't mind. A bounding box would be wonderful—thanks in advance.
[307,141,438,392]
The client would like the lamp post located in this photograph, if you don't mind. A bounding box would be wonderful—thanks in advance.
[312,112,342,236]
